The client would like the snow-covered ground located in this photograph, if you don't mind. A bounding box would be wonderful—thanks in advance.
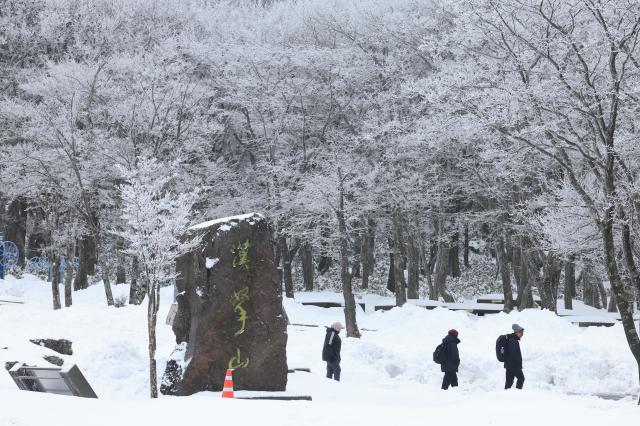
[1,274,638,426]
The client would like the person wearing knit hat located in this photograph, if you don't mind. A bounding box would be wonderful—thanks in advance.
[440,329,461,390]
[504,323,525,389]
[322,322,344,381]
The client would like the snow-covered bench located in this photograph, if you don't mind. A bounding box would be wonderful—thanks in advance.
[476,293,542,307]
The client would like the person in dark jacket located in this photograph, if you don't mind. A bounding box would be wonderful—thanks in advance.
[504,323,525,389]
[322,322,343,381]
[441,329,461,390]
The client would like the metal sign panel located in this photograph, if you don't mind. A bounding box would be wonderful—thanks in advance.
[8,364,98,398]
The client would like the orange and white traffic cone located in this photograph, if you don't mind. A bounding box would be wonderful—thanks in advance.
[221,369,234,398]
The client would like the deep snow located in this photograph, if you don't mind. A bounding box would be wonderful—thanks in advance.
[0,274,638,426]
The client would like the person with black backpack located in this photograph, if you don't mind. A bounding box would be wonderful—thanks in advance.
[434,329,461,390]
[322,322,343,381]
[498,323,525,389]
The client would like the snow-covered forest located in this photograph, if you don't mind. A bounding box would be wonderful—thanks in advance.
[1,0,640,422]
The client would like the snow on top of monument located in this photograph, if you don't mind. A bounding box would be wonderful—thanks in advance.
[189,213,264,231]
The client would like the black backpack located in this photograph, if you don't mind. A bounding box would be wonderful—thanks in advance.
[496,334,509,362]
[433,342,446,364]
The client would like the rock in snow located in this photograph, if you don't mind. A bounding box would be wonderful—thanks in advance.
[29,339,73,355]
[43,355,64,366]
[161,213,287,395]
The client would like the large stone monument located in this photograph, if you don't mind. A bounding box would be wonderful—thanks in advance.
[160,213,288,395]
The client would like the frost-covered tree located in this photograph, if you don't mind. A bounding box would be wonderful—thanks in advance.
[116,158,198,398]
[451,0,640,399]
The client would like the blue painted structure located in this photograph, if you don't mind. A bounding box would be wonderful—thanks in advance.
[0,234,20,279]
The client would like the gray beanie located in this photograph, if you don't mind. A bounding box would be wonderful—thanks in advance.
[331,322,344,331]
[512,323,524,333]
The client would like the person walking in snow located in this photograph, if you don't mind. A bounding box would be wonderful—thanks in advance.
[440,329,461,390]
[322,322,343,381]
[504,324,525,389]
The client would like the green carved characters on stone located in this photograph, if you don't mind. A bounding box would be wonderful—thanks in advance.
[227,239,252,371]
[228,347,250,370]
[231,287,249,337]
[231,239,251,270]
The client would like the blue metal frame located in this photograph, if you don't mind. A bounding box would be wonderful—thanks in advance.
[0,236,20,279]
[27,256,79,282]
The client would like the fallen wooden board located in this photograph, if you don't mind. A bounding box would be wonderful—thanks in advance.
[0,299,25,305]
[287,368,311,373]
[235,396,312,401]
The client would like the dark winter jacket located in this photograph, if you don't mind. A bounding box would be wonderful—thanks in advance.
[322,327,342,363]
[440,334,461,373]
[504,333,522,370]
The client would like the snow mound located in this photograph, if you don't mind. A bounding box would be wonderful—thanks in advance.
[0,274,638,426]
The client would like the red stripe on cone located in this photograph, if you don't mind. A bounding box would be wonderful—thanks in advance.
[221,369,234,398]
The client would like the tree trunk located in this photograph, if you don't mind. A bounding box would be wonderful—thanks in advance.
[300,242,314,291]
[608,292,618,313]
[407,228,420,299]
[103,269,114,306]
[74,239,89,290]
[64,245,73,307]
[425,242,437,300]
[512,245,524,300]
[86,236,97,276]
[515,244,535,310]
[433,239,454,303]
[352,228,362,279]
[279,236,295,299]
[448,231,461,278]
[317,221,332,275]
[496,235,513,312]
[360,218,376,290]
[51,255,61,310]
[317,256,332,275]
[147,282,160,398]
[386,238,395,293]
[540,252,561,313]
[425,261,435,300]
[597,280,608,311]
[582,264,600,308]
[463,224,470,268]
[392,209,407,306]
[5,198,27,267]
[274,236,283,290]
[99,242,115,307]
[601,218,640,399]
[564,255,575,310]
[129,256,145,305]
[337,169,360,338]
[621,217,640,297]
[116,237,126,284]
